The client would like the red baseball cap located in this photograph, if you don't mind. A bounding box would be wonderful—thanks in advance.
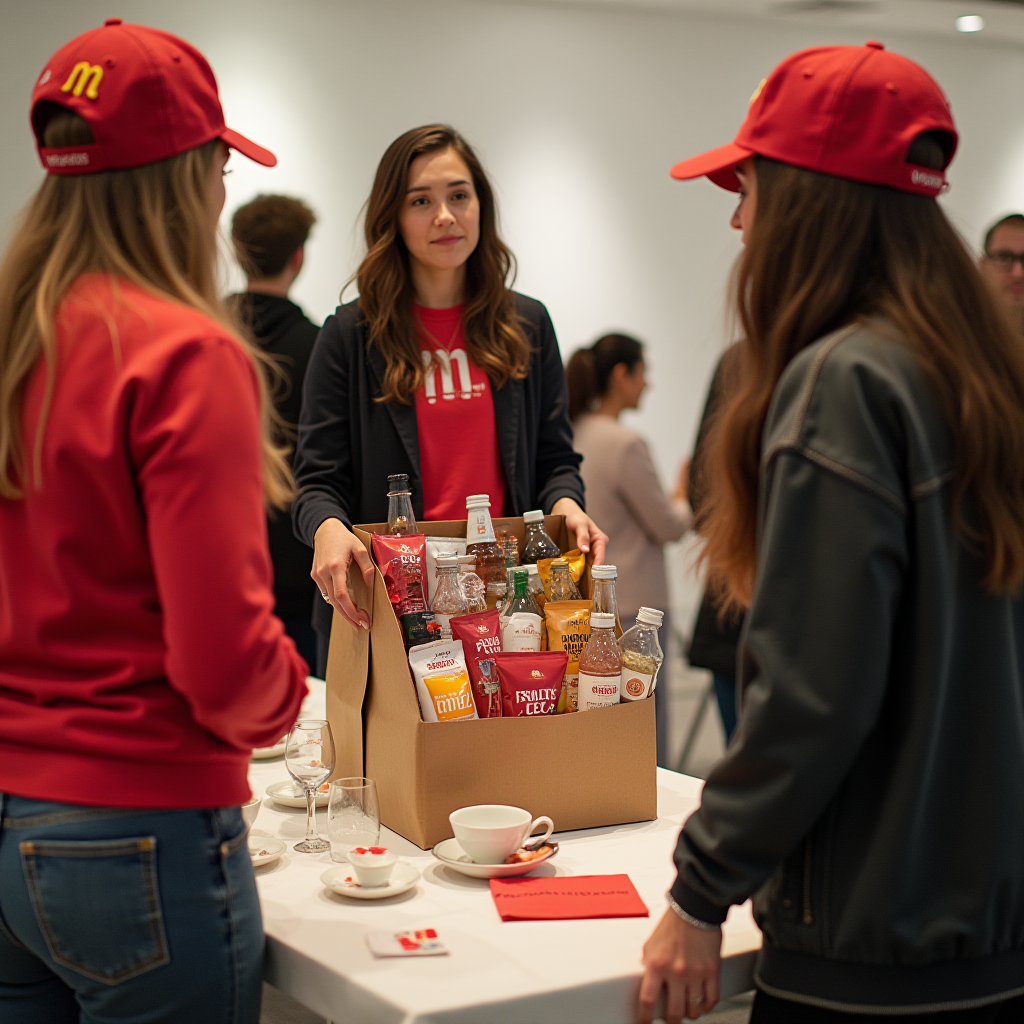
[31,18,276,175]
[670,41,956,198]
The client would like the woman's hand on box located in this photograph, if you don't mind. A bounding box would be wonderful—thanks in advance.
[312,518,374,630]
[637,909,722,1022]
[552,498,608,565]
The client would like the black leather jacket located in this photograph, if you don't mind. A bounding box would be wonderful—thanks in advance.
[672,324,1024,1013]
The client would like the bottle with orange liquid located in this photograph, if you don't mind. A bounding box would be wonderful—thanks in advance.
[465,494,506,604]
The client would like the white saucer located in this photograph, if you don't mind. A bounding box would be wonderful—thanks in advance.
[248,830,286,867]
[251,738,287,760]
[266,780,330,808]
[320,862,419,899]
[431,838,557,878]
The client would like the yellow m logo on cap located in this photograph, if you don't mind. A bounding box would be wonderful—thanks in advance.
[61,62,103,100]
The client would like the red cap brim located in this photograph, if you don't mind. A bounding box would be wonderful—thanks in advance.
[221,127,277,168]
[670,142,752,192]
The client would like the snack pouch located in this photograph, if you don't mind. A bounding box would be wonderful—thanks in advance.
[536,549,587,599]
[450,608,503,719]
[372,533,438,646]
[544,601,591,714]
[493,651,568,717]
[408,640,478,723]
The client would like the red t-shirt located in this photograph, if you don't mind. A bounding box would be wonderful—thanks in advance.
[414,305,507,520]
[0,274,308,808]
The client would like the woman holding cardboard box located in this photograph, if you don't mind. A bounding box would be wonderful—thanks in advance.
[638,43,1024,1023]
[293,124,606,676]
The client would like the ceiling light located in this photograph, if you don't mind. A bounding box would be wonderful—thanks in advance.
[956,15,985,32]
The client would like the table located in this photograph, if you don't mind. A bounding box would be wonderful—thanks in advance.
[248,680,761,1024]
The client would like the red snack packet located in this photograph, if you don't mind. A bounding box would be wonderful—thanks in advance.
[450,608,503,718]
[493,651,568,717]
[371,533,438,647]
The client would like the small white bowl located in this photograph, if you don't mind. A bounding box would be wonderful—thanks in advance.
[241,794,262,832]
[347,846,398,887]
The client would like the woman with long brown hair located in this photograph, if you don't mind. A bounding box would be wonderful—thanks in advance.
[637,43,1024,1023]
[0,21,306,1022]
[293,124,605,672]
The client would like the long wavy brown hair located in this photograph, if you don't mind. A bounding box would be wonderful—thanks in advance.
[0,105,293,507]
[698,134,1024,612]
[354,124,530,405]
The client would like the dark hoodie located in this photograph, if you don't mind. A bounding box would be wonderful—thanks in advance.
[233,292,319,620]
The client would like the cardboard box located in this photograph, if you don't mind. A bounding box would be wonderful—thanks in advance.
[325,516,657,850]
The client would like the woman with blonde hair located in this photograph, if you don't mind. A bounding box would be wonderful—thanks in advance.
[293,124,605,670]
[638,43,1024,1022]
[0,21,306,1022]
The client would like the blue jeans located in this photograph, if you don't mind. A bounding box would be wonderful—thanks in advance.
[0,795,264,1024]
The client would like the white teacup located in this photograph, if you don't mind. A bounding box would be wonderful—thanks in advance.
[449,805,554,865]
[241,794,261,833]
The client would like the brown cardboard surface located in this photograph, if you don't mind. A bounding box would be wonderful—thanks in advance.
[326,517,657,849]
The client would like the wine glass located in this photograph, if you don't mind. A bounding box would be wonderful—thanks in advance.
[327,778,380,862]
[284,719,335,854]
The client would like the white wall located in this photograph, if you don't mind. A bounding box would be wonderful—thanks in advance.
[3,0,1024,487]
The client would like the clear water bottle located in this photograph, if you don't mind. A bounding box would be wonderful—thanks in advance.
[618,607,665,701]
[431,553,468,640]
[457,555,487,614]
[548,558,582,601]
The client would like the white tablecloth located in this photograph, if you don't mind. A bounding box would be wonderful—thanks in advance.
[248,679,761,1024]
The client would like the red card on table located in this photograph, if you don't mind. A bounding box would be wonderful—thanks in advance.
[489,874,649,921]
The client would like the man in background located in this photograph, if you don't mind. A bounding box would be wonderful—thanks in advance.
[231,194,320,671]
[980,213,1024,338]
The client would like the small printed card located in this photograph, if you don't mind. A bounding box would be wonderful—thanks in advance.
[365,929,449,958]
[489,875,649,922]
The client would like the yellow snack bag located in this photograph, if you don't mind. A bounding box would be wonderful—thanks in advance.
[543,600,591,714]
[408,640,478,723]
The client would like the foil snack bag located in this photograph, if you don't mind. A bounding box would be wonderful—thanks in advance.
[371,532,438,647]
[493,651,568,717]
[544,601,591,713]
[408,639,478,723]
[450,608,503,719]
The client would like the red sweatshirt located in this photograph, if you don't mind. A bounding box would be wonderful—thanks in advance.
[0,275,308,808]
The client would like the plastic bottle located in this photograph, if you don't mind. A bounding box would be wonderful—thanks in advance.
[457,555,487,614]
[618,607,665,702]
[577,612,621,710]
[496,525,520,568]
[465,495,506,593]
[521,510,561,564]
[498,567,516,632]
[485,579,506,612]
[387,473,417,535]
[525,563,546,610]
[501,568,543,652]
[548,558,582,601]
[591,564,623,638]
[431,553,468,640]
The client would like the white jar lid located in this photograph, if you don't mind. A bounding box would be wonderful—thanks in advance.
[436,553,459,568]
[465,494,491,507]
[591,612,615,628]
[637,606,664,626]
[523,510,544,523]
[591,565,617,579]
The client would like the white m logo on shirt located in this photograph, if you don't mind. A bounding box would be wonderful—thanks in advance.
[422,349,473,404]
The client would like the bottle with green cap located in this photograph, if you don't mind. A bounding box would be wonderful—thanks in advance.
[501,567,543,651]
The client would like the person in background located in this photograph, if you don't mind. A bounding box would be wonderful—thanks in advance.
[566,334,691,765]
[639,42,1024,1022]
[293,124,606,676]
[686,348,742,743]
[231,194,320,670]
[0,21,307,1023]
[979,213,1024,337]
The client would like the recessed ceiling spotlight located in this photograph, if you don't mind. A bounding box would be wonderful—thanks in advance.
[956,15,985,32]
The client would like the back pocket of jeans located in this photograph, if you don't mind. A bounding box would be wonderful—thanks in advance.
[20,836,170,984]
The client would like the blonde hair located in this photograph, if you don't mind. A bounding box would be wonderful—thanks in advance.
[0,106,293,507]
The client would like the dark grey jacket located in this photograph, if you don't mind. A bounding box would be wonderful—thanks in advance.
[672,325,1024,1013]
[292,294,584,639]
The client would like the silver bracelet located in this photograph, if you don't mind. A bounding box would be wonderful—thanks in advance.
[666,893,721,931]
